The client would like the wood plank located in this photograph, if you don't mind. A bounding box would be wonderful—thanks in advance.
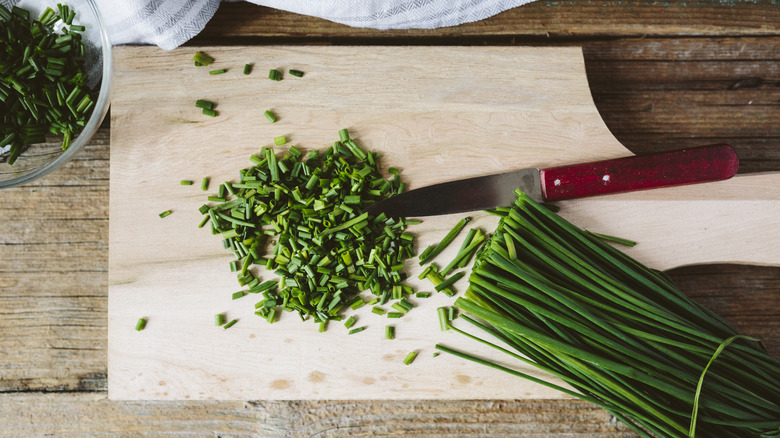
[0,393,639,437]
[193,2,780,42]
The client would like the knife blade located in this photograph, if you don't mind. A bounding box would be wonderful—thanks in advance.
[366,144,739,217]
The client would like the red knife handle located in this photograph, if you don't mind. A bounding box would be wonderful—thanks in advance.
[539,144,739,202]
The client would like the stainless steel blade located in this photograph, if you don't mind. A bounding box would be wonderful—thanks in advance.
[366,168,542,217]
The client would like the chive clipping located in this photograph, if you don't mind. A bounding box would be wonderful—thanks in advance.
[196,100,215,110]
[243,63,252,75]
[441,190,780,438]
[385,325,395,340]
[268,69,282,81]
[200,129,418,328]
[202,109,217,117]
[200,177,210,191]
[264,110,277,123]
[159,210,172,218]
[135,318,147,331]
[288,69,304,77]
[214,313,225,326]
[180,180,194,186]
[209,68,227,75]
[403,351,418,365]
[273,135,287,146]
[223,318,238,329]
[348,326,366,335]
[0,4,96,164]
[193,51,214,66]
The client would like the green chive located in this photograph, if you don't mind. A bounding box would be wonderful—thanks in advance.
[201,177,210,191]
[268,69,282,81]
[274,135,287,146]
[215,313,225,326]
[288,69,304,77]
[196,99,215,110]
[135,318,147,331]
[223,318,238,329]
[344,316,356,329]
[385,325,395,340]
[209,69,227,75]
[403,351,418,365]
[180,180,194,186]
[419,217,471,265]
[243,63,252,75]
[348,326,366,335]
[202,108,218,117]
[264,110,277,123]
[193,51,214,66]
[159,210,172,218]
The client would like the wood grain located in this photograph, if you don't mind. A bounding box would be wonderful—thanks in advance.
[1,0,779,433]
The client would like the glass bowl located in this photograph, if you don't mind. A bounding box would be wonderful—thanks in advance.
[0,0,111,188]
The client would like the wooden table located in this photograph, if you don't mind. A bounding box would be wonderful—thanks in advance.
[2,2,778,435]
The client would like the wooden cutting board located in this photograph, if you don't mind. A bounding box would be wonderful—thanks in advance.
[108,46,780,401]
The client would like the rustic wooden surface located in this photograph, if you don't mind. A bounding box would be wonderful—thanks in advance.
[1,0,779,435]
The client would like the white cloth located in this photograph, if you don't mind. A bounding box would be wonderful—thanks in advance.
[97,0,536,50]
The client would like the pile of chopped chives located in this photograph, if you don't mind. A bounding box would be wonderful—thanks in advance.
[439,191,780,438]
[0,4,95,164]
[200,129,419,327]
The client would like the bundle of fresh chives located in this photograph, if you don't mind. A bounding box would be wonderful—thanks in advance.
[200,129,418,328]
[439,191,780,438]
[0,4,95,164]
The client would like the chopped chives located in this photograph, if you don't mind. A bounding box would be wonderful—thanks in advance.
[403,351,418,365]
[415,292,432,298]
[193,51,214,66]
[274,135,287,146]
[135,318,147,331]
[288,69,304,77]
[200,177,210,191]
[209,69,227,75]
[344,315,356,329]
[223,318,238,329]
[215,313,225,326]
[387,312,403,319]
[268,69,282,81]
[372,307,385,315]
[385,325,395,340]
[180,180,194,186]
[232,291,246,300]
[202,108,218,117]
[264,110,277,123]
[348,326,366,335]
[159,210,172,218]
[437,307,450,331]
[243,63,252,75]
[195,99,215,110]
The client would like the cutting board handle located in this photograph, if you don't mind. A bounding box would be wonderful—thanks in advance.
[539,144,739,202]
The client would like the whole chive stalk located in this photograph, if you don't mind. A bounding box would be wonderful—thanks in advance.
[447,190,780,438]
[419,217,471,265]
[135,318,147,331]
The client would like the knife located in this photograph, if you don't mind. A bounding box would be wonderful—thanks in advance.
[366,144,739,217]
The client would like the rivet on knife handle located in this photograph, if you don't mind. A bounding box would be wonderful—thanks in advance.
[539,144,739,202]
